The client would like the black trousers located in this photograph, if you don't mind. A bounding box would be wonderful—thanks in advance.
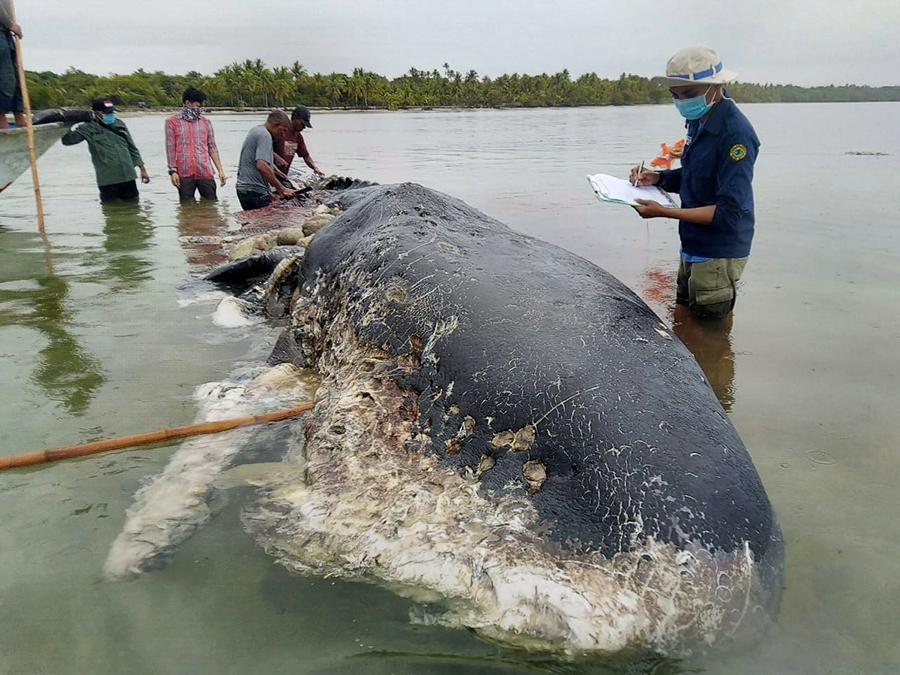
[0,33,23,114]
[236,190,272,211]
[98,180,139,203]
[178,177,217,202]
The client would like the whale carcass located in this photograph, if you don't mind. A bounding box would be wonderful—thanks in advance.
[110,181,783,656]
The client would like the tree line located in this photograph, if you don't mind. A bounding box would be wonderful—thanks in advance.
[24,60,900,110]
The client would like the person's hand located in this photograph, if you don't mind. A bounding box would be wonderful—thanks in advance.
[633,199,668,219]
[278,188,296,200]
[10,23,22,38]
[274,155,288,170]
[218,172,228,187]
[629,166,660,187]
[169,172,180,188]
[314,168,325,177]
[140,167,151,184]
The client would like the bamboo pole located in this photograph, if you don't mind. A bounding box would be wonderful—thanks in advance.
[9,2,46,234]
[0,402,314,471]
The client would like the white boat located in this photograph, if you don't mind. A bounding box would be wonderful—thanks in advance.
[0,121,67,193]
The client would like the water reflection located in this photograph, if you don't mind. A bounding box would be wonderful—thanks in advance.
[176,200,230,270]
[640,265,736,412]
[0,229,105,414]
[671,304,736,412]
[100,201,155,289]
[323,650,688,675]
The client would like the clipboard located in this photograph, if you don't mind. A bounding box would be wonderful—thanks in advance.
[587,173,677,208]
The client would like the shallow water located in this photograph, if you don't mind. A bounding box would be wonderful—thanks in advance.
[1,104,899,674]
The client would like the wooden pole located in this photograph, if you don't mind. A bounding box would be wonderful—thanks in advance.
[9,2,47,234]
[0,402,314,471]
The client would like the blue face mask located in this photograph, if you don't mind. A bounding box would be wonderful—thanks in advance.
[102,113,117,125]
[673,88,712,120]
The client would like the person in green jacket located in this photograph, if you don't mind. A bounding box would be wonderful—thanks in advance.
[62,99,150,203]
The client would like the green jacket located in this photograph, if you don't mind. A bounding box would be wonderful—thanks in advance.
[62,119,144,187]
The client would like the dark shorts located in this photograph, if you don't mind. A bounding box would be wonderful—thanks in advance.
[0,32,23,115]
[237,190,272,211]
[99,180,140,204]
[677,257,748,319]
[178,177,217,202]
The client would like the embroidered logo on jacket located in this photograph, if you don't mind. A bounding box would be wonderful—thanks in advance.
[729,144,748,161]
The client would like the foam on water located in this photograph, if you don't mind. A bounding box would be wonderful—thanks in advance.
[175,287,228,308]
[211,296,263,328]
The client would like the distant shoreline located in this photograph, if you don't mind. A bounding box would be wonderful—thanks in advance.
[114,99,900,117]
[27,62,900,112]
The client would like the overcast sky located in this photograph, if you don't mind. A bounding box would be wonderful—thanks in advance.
[17,0,900,86]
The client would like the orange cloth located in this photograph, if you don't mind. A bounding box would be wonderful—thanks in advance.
[651,139,686,170]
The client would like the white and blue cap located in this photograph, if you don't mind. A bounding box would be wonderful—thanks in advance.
[659,46,738,88]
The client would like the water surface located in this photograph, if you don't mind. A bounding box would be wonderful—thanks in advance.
[1,103,898,674]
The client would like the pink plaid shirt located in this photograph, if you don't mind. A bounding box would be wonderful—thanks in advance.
[165,115,218,179]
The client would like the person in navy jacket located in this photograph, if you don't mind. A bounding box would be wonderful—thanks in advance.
[631,46,760,319]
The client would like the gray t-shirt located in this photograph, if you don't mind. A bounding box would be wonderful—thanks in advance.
[236,125,274,194]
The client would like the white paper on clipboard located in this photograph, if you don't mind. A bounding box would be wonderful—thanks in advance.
[587,173,677,208]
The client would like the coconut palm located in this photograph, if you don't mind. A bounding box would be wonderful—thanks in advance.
[326,74,347,107]
[271,67,294,107]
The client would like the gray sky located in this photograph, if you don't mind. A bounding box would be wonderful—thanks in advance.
[18,0,900,86]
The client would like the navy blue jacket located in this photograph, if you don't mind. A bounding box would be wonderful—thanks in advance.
[658,99,760,258]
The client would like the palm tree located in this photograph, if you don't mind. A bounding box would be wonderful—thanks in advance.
[245,69,263,107]
[271,67,294,107]
[326,74,347,107]
[348,68,366,107]
[259,68,274,107]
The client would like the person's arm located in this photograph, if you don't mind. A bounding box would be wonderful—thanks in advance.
[165,117,180,188]
[708,135,758,233]
[121,122,150,183]
[630,165,681,193]
[0,3,19,35]
[657,168,682,194]
[256,159,293,197]
[61,126,86,145]
[272,164,291,182]
[630,164,702,221]
[205,121,227,186]
[212,151,226,186]
[634,133,758,224]
[271,136,289,171]
[634,202,716,224]
[302,155,324,176]
[296,135,324,176]
[254,130,293,197]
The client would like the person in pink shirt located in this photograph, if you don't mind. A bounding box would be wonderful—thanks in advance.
[165,87,227,202]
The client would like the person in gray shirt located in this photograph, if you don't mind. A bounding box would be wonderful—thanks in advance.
[236,110,296,211]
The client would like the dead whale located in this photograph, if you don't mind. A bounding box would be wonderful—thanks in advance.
[109,181,783,657]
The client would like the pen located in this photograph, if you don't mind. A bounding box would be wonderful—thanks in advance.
[633,161,644,187]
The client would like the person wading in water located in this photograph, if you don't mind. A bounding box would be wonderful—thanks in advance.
[630,46,760,319]
[62,99,150,203]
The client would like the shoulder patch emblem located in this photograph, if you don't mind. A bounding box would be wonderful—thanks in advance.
[729,144,748,161]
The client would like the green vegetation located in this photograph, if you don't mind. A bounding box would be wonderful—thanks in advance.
[24,60,900,110]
